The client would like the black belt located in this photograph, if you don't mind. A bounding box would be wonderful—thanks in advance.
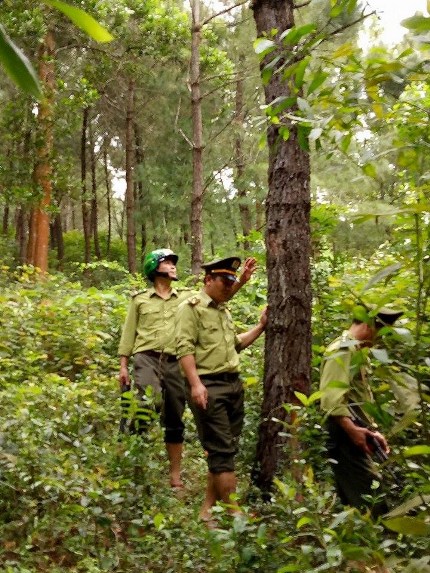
[201,372,240,382]
[142,350,177,362]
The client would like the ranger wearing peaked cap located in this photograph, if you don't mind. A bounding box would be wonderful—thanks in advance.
[201,257,241,283]
[320,301,405,518]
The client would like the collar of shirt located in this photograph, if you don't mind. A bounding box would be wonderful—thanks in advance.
[148,286,178,299]
[198,289,227,310]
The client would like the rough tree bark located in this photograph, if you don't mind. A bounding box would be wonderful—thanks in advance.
[189,0,204,275]
[234,53,252,250]
[251,0,312,491]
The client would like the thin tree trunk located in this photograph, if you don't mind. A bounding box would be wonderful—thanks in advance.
[26,209,37,265]
[235,53,252,250]
[190,0,204,274]
[125,78,137,273]
[102,141,112,258]
[89,119,101,259]
[134,121,147,261]
[2,203,9,234]
[251,0,312,491]
[81,107,92,264]
[15,206,27,263]
[33,29,55,273]
[53,211,64,270]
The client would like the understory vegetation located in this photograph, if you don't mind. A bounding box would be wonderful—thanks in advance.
[0,237,429,573]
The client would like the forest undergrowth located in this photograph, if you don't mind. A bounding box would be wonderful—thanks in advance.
[0,262,429,573]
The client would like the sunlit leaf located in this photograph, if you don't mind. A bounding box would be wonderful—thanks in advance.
[383,516,430,536]
[43,0,114,43]
[362,263,402,291]
[403,445,430,457]
[307,70,329,95]
[401,14,430,33]
[254,37,276,56]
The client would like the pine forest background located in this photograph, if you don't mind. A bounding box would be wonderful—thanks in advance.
[0,0,429,572]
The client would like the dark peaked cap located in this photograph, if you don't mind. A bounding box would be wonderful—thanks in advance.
[201,256,241,282]
[361,304,403,326]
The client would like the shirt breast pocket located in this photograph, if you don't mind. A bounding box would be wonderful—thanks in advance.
[198,316,220,347]
[138,305,159,328]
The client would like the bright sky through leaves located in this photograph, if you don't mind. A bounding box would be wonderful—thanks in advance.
[365,0,428,45]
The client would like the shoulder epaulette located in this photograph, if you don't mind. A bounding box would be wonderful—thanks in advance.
[131,289,147,298]
[177,287,193,292]
[187,296,200,306]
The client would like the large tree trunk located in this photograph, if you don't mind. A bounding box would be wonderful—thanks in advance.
[235,53,252,250]
[32,30,55,272]
[190,0,204,274]
[81,107,92,264]
[125,78,137,273]
[252,0,312,491]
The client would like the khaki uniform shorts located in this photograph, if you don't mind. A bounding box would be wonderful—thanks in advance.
[188,375,244,473]
[134,351,186,443]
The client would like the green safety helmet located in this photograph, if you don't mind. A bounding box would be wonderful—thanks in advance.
[143,248,178,282]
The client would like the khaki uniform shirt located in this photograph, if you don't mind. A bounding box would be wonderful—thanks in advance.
[320,331,374,425]
[175,290,241,375]
[118,287,193,357]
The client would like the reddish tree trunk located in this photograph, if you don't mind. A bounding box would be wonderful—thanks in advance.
[251,0,312,491]
[33,30,55,273]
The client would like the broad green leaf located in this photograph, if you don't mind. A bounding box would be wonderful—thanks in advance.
[254,37,276,56]
[362,262,402,291]
[280,23,316,46]
[332,42,355,58]
[308,390,323,405]
[385,494,430,518]
[297,124,311,151]
[0,25,41,98]
[43,0,114,43]
[153,512,165,529]
[362,162,377,178]
[383,516,430,536]
[370,348,390,363]
[340,132,352,153]
[307,70,329,95]
[279,126,290,141]
[297,516,313,528]
[294,391,308,406]
[352,304,368,322]
[403,445,430,457]
[401,14,430,33]
[294,57,310,89]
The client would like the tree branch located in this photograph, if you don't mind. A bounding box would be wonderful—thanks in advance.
[201,0,249,27]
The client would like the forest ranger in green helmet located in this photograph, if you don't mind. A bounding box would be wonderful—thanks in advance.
[143,248,179,282]
[118,250,257,490]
